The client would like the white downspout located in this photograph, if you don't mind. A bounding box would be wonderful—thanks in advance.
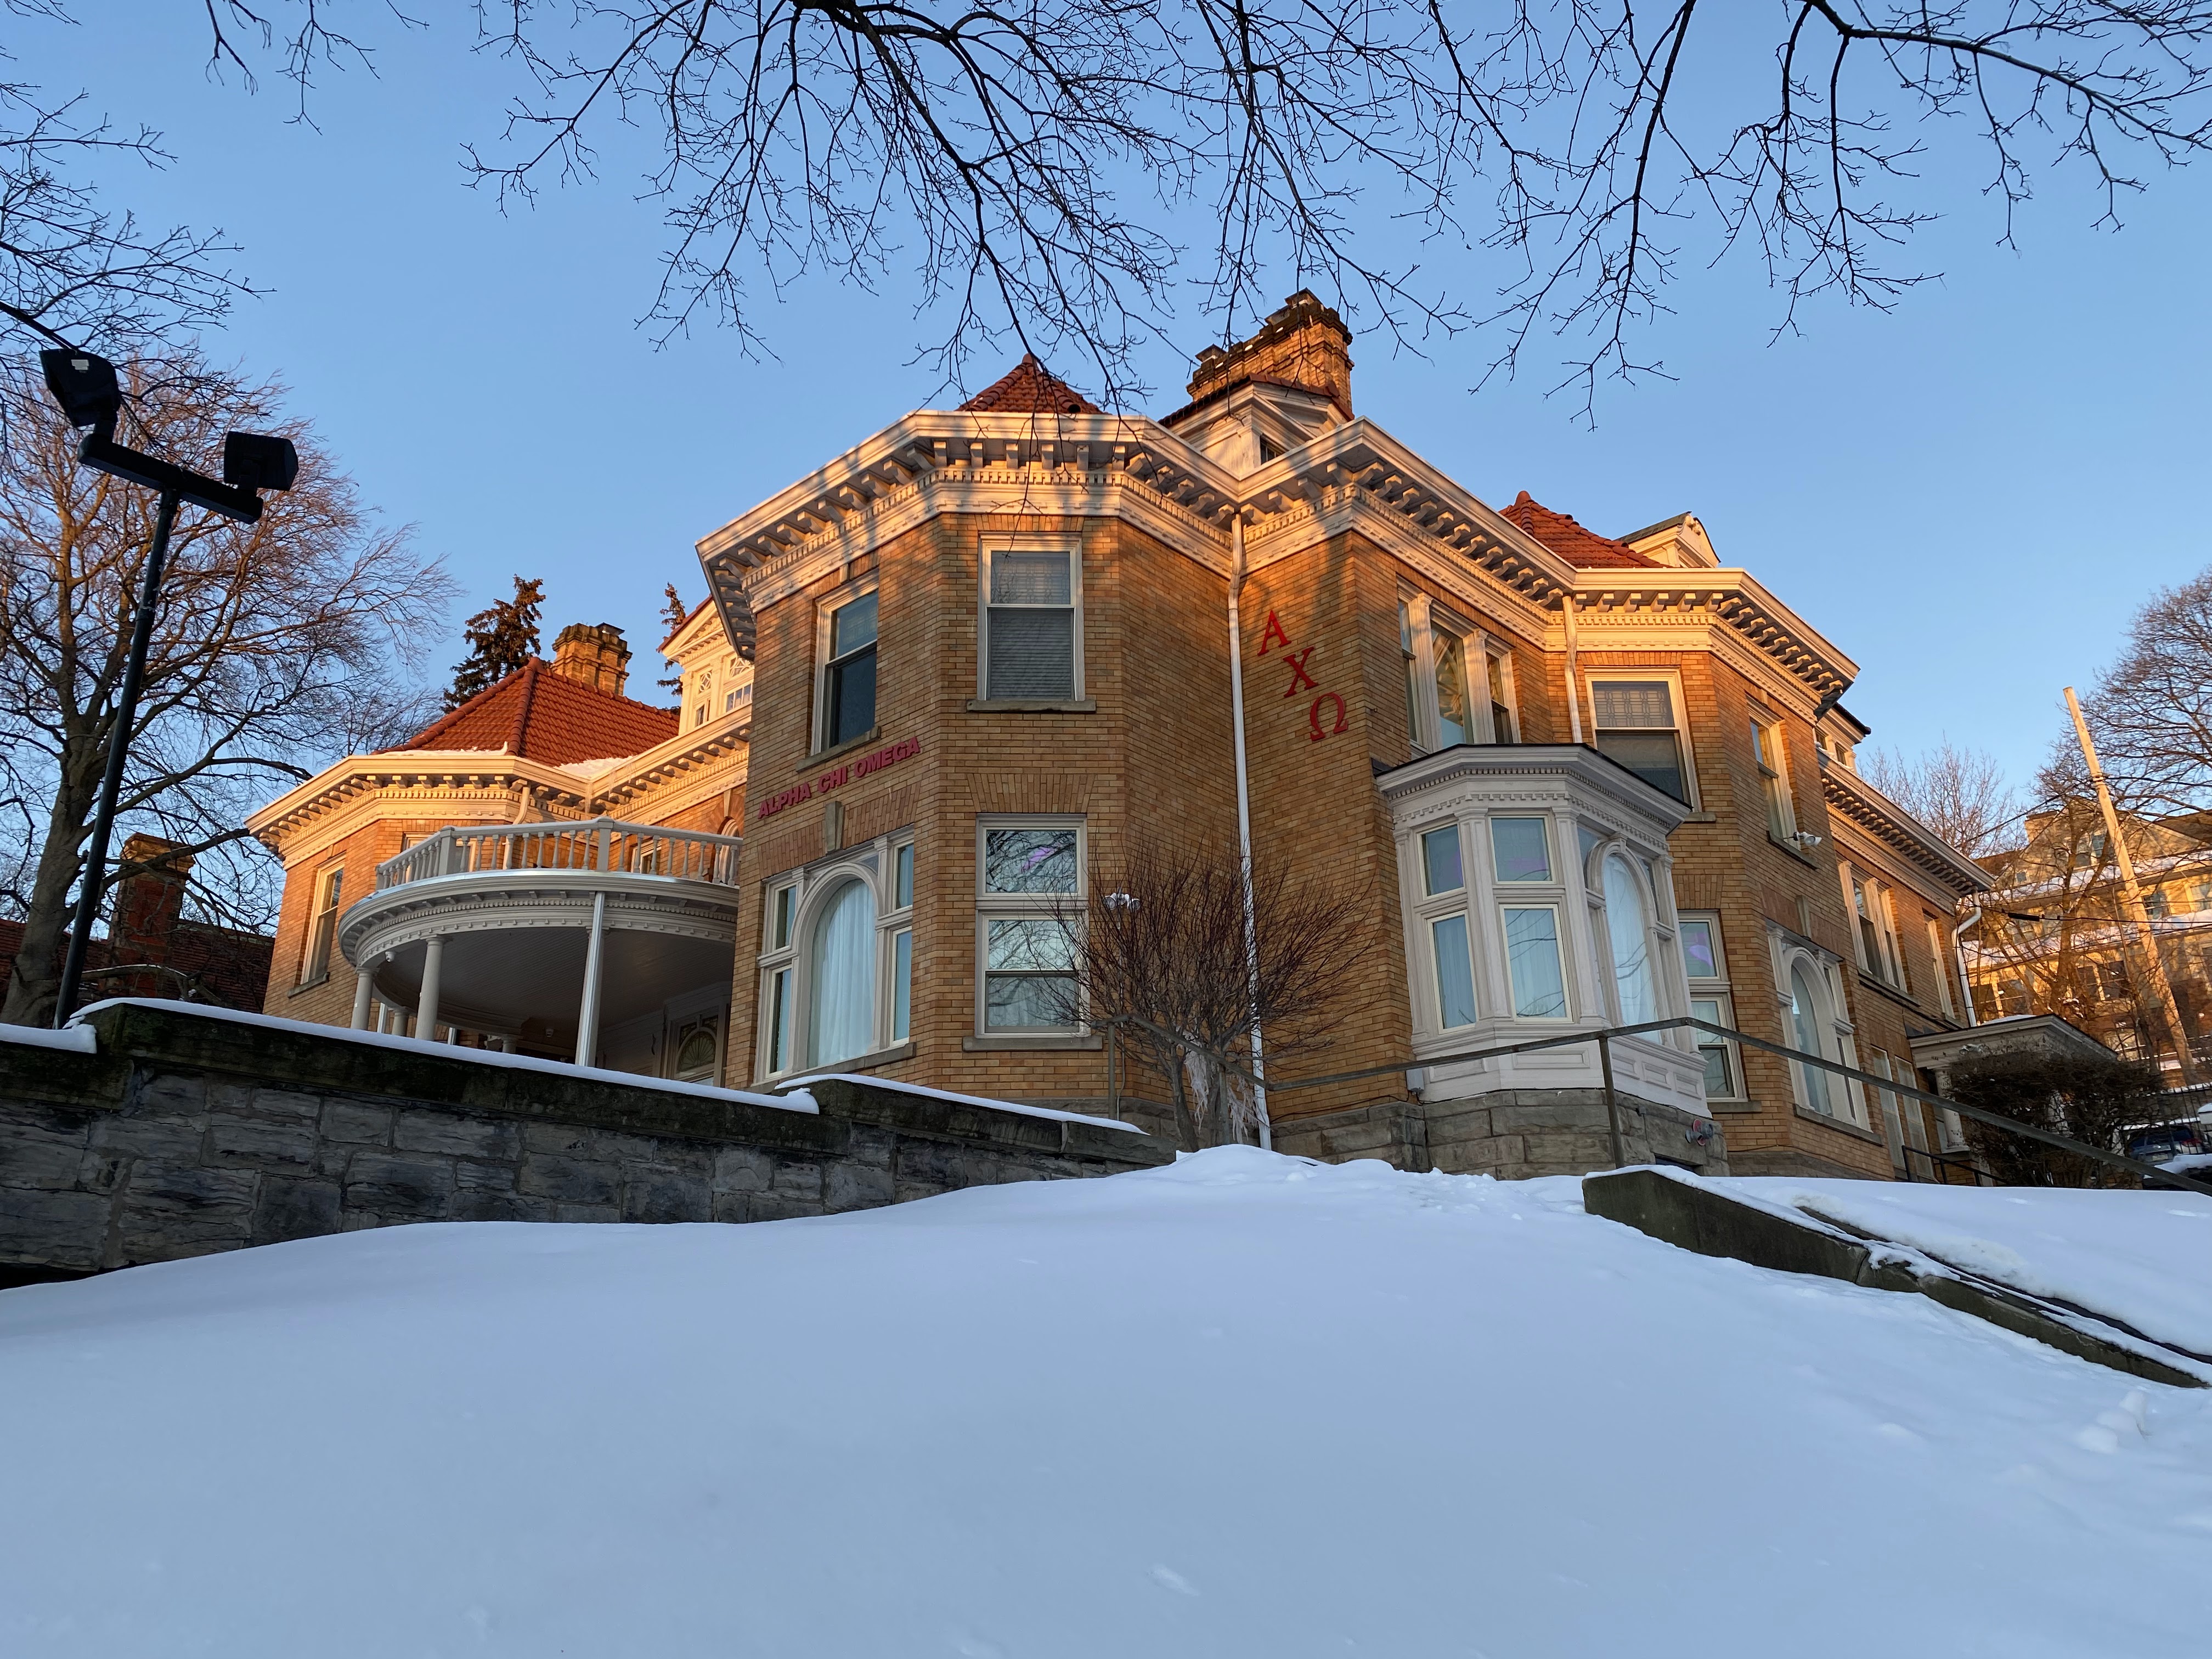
[1561,592,1585,745]
[1228,514,1271,1151]
[1950,905,1982,1028]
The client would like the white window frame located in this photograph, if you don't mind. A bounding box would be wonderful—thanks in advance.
[977,534,1084,703]
[1407,819,1481,1029]
[1590,844,1677,1026]
[1487,815,1572,1023]
[692,664,714,730]
[1678,910,1742,1103]
[753,839,913,1081]
[300,862,345,985]
[1776,943,1868,1129]
[1401,590,1515,752]
[886,837,916,1044]
[1926,917,1957,1015]
[1750,710,1795,838]
[1483,645,1520,743]
[1585,669,1699,809]
[974,815,1087,1039]
[814,573,881,754]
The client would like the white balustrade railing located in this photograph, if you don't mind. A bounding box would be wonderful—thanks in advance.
[374,817,742,892]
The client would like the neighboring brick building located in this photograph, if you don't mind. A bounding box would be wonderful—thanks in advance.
[250,291,1985,1179]
[0,836,272,1012]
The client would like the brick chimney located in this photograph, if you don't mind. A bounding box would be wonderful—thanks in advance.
[1186,290,1354,420]
[552,623,632,697]
[113,834,191,980]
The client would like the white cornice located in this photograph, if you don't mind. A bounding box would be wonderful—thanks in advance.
[692,408,1855,706]
[1822,763,1989,895]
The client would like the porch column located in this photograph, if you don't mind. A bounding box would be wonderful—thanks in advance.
[417,934,445,1043]
[574,891,608,1067]
[350,969,374,1030]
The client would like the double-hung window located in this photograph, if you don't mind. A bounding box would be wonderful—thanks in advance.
[693,667,714,730]
[1492,817,1567,1020]
[983,545,1080,700]
[1420,824,1477,1028]
[1590,678,1691,804]
[1678,912,1741,1103]
[1401,593,1514,752]
[1751,714,1793,837]
[1926,918,1957,1015]
[1848,871,1908,991]
[300,864,343,984]
[759,880,799,1074]
[1486,649,1519,743]
[819,590,878,750]
[887,840,916,1043]
[978,821,1082,1034]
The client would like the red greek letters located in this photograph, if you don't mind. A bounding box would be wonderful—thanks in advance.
[1281,647,1317,698]
[1308,692,1348,742]
[1255,610,1290,656]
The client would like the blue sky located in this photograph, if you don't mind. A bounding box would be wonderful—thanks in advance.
[22,8,2212,792]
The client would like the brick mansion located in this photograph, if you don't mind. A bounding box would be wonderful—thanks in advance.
[248,294,1986,1181]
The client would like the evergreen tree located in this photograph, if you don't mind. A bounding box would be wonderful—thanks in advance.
[445,577,544,709]
[658,583,689,691]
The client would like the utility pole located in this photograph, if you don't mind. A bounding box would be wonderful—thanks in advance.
[2066,686,2197,1082]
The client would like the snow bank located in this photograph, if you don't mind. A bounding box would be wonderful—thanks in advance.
[1725,1176,2212,1358]
[4,1150,2209,1657]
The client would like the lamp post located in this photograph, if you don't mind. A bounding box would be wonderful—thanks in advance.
[37,349,299,1027]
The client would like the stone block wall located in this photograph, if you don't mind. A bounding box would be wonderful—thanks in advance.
[1272,1087,1729,1180]
[0,1002,1169,1285]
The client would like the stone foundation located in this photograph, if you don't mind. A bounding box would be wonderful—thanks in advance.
[0,1002,1170,1284]
[1273,1087,1728,1178]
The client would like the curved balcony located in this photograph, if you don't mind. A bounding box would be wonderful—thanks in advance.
[338,819,743,1064]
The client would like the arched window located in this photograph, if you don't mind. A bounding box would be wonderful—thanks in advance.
[807,878,877,1066]
[1787,962,1833,1115]
[1602,851,1657,1023]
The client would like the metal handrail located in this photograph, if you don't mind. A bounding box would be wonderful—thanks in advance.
[373,817,743,892]
[1108,1007,2212,1198]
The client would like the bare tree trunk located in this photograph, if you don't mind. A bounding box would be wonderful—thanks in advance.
[1167,1046,1200,1154]
[2,746,100,1025]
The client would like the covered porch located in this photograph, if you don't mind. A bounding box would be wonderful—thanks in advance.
[339,819,743,1081]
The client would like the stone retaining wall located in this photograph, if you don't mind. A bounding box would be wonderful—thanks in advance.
[0,1002,1170,1284]
[1273,1087,1729,1178]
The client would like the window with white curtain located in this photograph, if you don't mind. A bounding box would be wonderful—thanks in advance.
[983,546,1080,699]
[1602,851,1658,1023]
[806,877,877,1066]
[1787,961,1846,1120]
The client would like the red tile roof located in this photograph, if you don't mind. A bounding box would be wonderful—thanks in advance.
[1499,491,1659,569]
[958,354,1101,415]
[398,659,680,766]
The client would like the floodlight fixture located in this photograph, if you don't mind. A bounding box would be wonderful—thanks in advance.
[38,349,122,434]
[222,431,300,493]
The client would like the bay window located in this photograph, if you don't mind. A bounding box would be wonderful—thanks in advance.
[1601,851,1659,1023]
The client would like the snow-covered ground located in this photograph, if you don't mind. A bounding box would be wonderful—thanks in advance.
[4,1150,2209,1657]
